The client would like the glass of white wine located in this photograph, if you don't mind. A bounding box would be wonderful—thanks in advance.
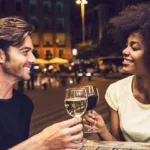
[82,85,100,133]
[64,87,88,118]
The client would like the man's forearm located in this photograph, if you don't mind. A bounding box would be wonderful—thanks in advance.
[8,133,44,150]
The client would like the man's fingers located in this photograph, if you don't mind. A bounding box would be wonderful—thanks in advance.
[69,131,83,142]
[68,123,83,135]
[60,117,82,128]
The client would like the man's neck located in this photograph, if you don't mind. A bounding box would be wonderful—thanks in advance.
[0,73,17,99]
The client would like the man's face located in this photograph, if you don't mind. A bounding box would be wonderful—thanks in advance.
[2,35,35,81]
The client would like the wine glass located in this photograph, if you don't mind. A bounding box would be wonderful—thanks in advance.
[82,85,100,133]
[64,87,88,118]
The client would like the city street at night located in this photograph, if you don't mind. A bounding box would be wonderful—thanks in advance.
[25,75,125,140]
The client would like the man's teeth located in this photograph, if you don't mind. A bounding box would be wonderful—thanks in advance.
[24,67,30,71]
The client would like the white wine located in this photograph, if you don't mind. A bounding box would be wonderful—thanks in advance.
[64,98,87,117]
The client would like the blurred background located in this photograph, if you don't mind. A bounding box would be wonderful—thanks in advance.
[1,0,150,140]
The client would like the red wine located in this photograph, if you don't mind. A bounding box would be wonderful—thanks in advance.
[87,95,98,111]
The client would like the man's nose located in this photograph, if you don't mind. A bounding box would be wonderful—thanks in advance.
[29,52,36,63]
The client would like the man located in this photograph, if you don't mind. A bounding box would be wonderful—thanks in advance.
[0,16,84,150]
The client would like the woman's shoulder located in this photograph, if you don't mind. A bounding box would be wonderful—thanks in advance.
[109,75,133,89]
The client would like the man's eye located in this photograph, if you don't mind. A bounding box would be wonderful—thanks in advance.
[23,51,28,55]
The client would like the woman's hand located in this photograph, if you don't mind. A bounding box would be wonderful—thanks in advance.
[83,110,107,134]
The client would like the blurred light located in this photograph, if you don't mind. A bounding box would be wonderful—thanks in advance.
[76,0,81,4]
[76,0,88,4]
[72,48,78,56]
[78,73,83,77]
[82,0,88,4]
[69,66,72,70]
[71,62,75,66]
[48,65,53,70]
[86,72,91,77]
[50,78,54,83]
[43,68,47,72]
[69,79,73,84]
[33,65,39,69]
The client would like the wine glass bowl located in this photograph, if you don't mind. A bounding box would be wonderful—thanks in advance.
[82,85,99,111]
[82,85,100,133]
[64,87,88,118]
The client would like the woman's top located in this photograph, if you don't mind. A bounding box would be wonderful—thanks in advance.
[105,75,150,142]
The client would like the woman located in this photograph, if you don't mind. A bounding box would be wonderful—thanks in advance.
[83,3,150,142]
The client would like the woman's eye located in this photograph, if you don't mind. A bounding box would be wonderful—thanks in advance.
[132,47,139,51]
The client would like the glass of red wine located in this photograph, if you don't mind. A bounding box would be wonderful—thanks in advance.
[82,85,99,133]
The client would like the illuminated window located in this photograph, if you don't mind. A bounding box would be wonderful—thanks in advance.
[43,33,53,46]
[43,0,51,13]
[33,50,39,58]
[45,50,52,60]
[56,33,66,45]
[56,1,64,13]
[59,49,63,58]
[31,33,40,47]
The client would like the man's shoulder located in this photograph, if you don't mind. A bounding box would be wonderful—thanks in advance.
[13,89,33,105]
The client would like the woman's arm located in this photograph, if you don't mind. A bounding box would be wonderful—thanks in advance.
[83,106,125,141]
[109,106,125,141]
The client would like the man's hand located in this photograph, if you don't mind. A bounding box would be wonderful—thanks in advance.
[39,117,85,150]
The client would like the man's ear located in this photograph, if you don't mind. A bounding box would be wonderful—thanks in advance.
[0,49,5,64]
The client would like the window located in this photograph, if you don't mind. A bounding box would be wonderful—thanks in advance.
[59,49,63,58]
[56,33,66,46]
[43,33,53,46]
[45,50,52,60]
[56,18,64,30]
[55,1,64,14]
[16,0,22,12]
[43,18,52,30]
[29,16,38,29]
[33,50,39,58]
[1,0,7,12]
[31,33,40,47]
[29,0,37,12]
[43,0,51,13]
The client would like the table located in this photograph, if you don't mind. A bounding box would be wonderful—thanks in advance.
[66,140,150,150]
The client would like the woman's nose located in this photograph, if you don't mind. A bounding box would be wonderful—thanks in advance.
[122,47,130,56]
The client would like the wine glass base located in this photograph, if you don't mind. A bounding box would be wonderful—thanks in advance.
[84,129,99,133]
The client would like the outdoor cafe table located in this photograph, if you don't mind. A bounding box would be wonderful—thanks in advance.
[66,140,150,150]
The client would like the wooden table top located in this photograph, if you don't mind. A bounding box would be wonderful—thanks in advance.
[66,140,150,150]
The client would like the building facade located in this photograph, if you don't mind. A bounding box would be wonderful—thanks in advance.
[0,0,72,60]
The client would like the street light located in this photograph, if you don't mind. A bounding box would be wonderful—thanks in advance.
[76,0,88,44]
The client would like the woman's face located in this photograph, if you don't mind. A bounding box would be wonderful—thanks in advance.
[122,32,147,75]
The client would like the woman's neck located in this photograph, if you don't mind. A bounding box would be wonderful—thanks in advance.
[133,75,150,103]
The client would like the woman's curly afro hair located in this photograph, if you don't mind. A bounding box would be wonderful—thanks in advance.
[109,3,150,73]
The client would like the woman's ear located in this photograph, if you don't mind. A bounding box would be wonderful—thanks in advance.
[0,49,5,64]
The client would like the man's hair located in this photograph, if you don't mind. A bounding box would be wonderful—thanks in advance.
[109,3,150,73]
[0,16,34,51]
